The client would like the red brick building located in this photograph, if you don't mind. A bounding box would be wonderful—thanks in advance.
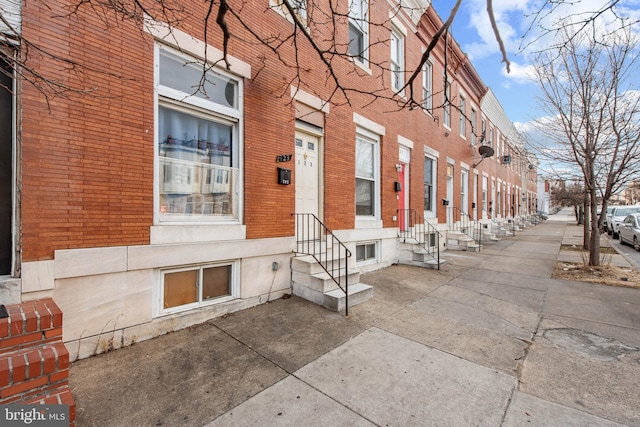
[0,0,538,360]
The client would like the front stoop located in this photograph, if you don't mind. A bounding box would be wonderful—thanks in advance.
[0,299,76,425]
[446,230,481,252]
[397,242,447,269]
[291,255,373,312]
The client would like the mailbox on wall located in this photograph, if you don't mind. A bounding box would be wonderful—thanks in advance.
[277,167,291,185]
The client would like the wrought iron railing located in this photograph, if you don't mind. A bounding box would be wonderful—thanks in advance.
[446,206,482,250]
[397,209,442,269]
[293,213,352,315]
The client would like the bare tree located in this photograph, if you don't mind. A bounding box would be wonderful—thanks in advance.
[0,0,636,111]
[529,24,640,266]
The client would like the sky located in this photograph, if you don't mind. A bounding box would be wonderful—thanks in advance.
[429,0,640,126]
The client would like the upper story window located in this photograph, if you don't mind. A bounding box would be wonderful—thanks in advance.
[459,94,466,138]
[471,107,477,146]
[481,117,486,143]
[443,76,451,128]
[156,45,242,223]
[291,0,307,20]
[269,0,307,23]
[422,61,432,111]
[348,0,368,64]
[489,125,495,148]
[390,26,404,92]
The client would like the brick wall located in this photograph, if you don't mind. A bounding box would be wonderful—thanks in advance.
[21,2,154,261]
[20,0,528,261]
[0,299,75,424]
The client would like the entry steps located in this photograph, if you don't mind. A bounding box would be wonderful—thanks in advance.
[291,254,373,312]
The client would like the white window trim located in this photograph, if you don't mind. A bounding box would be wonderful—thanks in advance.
[349,0,370,66]
[268,0,308,25]
[353,115,383,227]
[353,113,386,228]
[461,169,469,215]
[390,26,405,93]
[470,106,477,146]
[355,241,379,266]
[154,43,245,226]
[422,60,433,113]
[424,155,437,218]
[442,74,451,129]
[459,93,467,139]
[145,20,251,79]
[155,260,240,317]
[355,132,380,220]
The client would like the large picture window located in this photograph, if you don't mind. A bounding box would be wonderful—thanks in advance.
[156,45,242,223]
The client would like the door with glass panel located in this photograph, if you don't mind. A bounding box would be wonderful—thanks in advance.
[295,131,320,239]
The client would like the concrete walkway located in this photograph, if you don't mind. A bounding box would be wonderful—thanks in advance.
[69,208,640,426]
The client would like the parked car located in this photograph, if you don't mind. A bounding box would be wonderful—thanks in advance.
[610,206,640,239]
[604,205,618,234]
[618,213,640,251]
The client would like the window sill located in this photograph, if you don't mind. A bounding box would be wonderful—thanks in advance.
[353,59,372,75]
[355,217,383,229]
[158,295,235,317]
[150,223,246,245]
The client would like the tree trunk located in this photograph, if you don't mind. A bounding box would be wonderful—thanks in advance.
[583,196,589,250]
[589,189,600,266]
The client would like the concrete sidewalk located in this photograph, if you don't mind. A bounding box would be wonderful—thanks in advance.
[69,208,640,426]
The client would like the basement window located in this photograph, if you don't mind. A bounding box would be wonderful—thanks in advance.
[160,263,238,314]
[356,241,377,265]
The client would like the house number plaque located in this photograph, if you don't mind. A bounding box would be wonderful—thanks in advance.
[276,154,292,163]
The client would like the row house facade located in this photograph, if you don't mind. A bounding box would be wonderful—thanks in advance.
[0,0,538,360]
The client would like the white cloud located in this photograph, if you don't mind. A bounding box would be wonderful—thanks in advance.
[460,0,533,60]
[458,0,640,60]
[502,61,536,83]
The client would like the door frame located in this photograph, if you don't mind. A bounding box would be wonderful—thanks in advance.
[294,122,324,222]
[0,55,17,277]
[397,162,409,231]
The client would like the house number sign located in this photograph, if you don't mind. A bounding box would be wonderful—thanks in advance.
[276,154,292,163]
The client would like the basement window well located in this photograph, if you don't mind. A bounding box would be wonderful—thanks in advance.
[159,263,238,314]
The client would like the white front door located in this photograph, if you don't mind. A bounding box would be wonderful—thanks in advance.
[446,164,454,227]
[295,131,320,217]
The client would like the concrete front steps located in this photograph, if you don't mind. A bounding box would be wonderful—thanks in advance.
[0,299,75,425]
[446,230,481,252]
[291,255,373,312]
[397,241,447,269]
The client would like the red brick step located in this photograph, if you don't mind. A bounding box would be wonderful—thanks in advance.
[0,299,75,425]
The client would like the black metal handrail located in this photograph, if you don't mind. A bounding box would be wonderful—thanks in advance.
[293,213,352,315]
[504,217,517,235]
[446,206,482,250]
[397,209,442,269]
